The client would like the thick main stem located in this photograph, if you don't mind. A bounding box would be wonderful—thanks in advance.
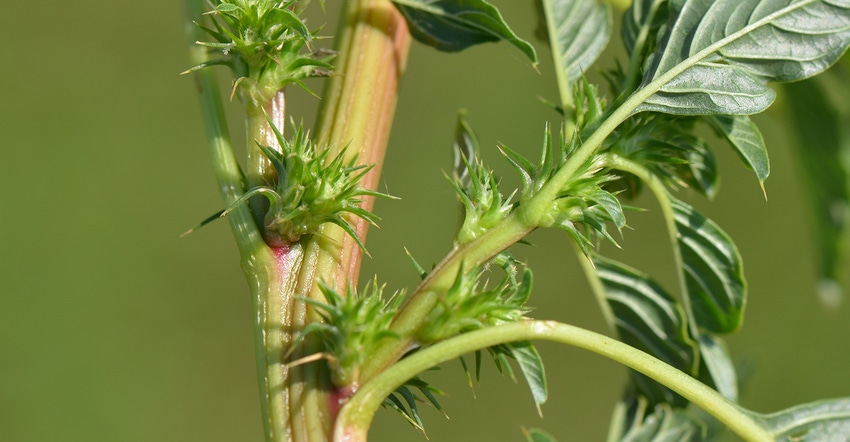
[282,1,410,440]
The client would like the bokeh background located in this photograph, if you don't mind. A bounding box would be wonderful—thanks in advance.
[2,1,849,441]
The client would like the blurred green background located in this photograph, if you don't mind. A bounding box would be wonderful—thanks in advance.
[2,1,849,441]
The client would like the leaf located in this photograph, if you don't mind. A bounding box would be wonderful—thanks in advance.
[783,74,849,307]
[697,334,738,402]
[524,427,559,442]
[391,0,538,64]
[636,0,850,115]
[672,136,718,199]
[593,255,699,407]
[539,0,613,84]
[610,396,705,442]
[453,110,478,188]
[671,198,746,334]
[508,340,548,415]
[621,406,704,442]
[705,114,770,186]
[381,376,448,433]
[759,397,850,441]
[621,0,667,56]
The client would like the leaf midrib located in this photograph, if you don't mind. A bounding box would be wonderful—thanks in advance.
[646,0,818,96]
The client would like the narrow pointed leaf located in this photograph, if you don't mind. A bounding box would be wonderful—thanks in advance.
[593,255,698,407]
[671,198,746,334]
[453,110,478,187]
[391,0,538,64]
[783,75,849,306]
[540,0,613,84]
[759,398,850,441]
[637,0,850,116]
[705,114,770,185]
[508,340,548,414]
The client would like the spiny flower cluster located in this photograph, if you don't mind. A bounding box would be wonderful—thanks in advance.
[418,262,532,343]
[297,280,402,387]
[223,120,391,249]
[449,113,515,245]
[501,124,626,256]
[187,0,333,107]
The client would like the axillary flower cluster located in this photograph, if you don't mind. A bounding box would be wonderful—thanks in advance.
[185,0,388,248]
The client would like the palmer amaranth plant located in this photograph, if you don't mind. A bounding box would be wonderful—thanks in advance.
[183,1,850,441]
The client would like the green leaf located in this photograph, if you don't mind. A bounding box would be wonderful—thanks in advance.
[539,0,613,84]
[671,198,746,334]
[760,398,850,441]
[671,136,718,199]
[637,0,850,115]
[391,0,538,64]
[453,110,478,188]
[697,334,738,402]
[705,114,770,186]
[593,255,698,407]
[621,0,667,56]
[783,74,849,307]
[381,376,448,433]
[508,340,548,415]
[524,427,559,442]
[622,406,703,442]
[610,396,705,442]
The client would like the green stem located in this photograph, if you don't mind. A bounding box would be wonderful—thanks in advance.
[616,0,663,107]
[185,2,298,440]
[602,154,701,340]
[541,0,573,116]
[358,212,534,382]
[572,241,616,332]
[360,73,656,383]
[336,321,774,442]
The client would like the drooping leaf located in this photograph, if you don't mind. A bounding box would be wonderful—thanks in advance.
[508,340,548,415]
[705,114,770,187]
[593,254,699,407]
[391,0,538,64]
[697,334,738,402]
[671,198,746,334]
[636,0,850,115]
[759,397,850,441]
[538,0,612,84]
[783,73,850,307]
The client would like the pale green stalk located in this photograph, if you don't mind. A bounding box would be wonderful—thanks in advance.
[336,321,773,442]
[185,2,298,440]
[601,154,701,340]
